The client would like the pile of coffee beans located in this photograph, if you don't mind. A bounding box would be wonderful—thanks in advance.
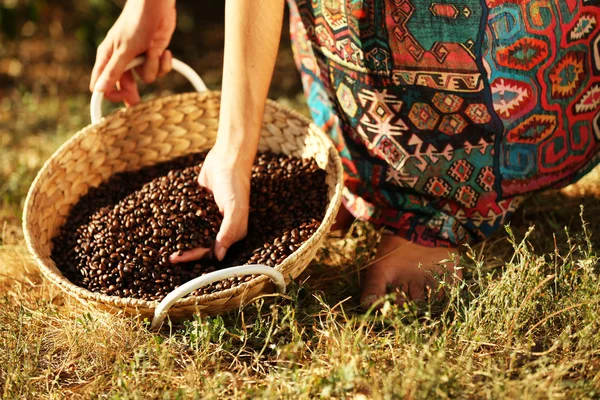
[52,152,328,301]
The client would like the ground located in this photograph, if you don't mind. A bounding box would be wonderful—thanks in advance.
[2,3,600,399]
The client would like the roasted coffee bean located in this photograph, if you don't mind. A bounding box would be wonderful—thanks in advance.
[52,152,327,301]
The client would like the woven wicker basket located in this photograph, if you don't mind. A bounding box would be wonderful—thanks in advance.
[22,58,343,325]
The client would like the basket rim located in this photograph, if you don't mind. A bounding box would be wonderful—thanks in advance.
[22,90,344,312]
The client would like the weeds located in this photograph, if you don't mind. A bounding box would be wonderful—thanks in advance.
[2,202,600,398]
[2,65,600,400]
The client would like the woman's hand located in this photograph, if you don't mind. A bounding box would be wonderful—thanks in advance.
[90,0,176,106]
[170,143,252,263]
[171,0,285,264]
[197,146,252,261]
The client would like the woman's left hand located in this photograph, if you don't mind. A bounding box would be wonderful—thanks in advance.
[90,0,176,106]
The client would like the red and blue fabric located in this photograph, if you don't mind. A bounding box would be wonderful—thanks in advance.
[288,0,600,247]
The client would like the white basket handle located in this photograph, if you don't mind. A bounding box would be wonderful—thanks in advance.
[150,264,286,330]
[90,56,207,124]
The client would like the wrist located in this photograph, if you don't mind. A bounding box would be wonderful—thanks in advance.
[138,0,174,4]
[215,113,261,172]
[212,136,257,173]
[134,0,175,12]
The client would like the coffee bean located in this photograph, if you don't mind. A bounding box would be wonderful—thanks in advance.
[52,152,327,301]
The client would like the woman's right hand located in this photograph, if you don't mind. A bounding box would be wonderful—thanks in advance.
[169,0,284,264]
[90,0,176,106]
[169,143,254,263]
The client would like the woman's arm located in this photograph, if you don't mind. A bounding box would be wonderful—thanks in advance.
[216,0,285,169]
[171,0,285,263]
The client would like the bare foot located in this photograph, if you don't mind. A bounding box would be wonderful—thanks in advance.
[360,235,462,308]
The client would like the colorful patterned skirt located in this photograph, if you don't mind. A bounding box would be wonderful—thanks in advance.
[288,0,600,247]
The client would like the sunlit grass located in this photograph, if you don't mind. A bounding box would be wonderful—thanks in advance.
[2,191,600,398]
[2,75,600,400]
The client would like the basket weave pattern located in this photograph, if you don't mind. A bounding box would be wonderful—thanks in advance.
[23,91,343,319]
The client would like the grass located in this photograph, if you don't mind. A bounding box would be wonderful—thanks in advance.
[2,24,600,399]
[2,94,600,399]
[2,210,600,399]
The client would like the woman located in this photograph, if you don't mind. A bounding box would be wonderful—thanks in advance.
[90,0,600,308]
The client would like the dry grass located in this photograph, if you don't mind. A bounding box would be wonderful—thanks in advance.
[3,19,600,395]
[2,206,600,399]
[2,96,600,399]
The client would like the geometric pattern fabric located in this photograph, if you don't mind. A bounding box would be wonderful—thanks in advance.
[288,0,600,247]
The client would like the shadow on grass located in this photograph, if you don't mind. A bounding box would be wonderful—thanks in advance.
[2,170,600,398]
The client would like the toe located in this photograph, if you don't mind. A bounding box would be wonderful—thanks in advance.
[360,267,388,309]
[408,282,426,302]
[392,282,410,306]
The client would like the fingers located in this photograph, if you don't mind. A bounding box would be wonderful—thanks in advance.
[140,48,161,83]
[158,50,173,78]
[104,70,141,106]
[360,267,388,309]
[92,49,171,107]
[168,203,249,264]
[120,71,141,106]
[91,35,172,107]
[198,165,208,188]
[408,283,425,303]
[102,71,141,106]
[134,49,172,83]
[169,247,211,264]
[93,47,133,93]
[90,42,112,92]
[214,205,248,261]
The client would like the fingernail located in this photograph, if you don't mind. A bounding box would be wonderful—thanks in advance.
[216,247,227,261]
[94,78,109,92]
